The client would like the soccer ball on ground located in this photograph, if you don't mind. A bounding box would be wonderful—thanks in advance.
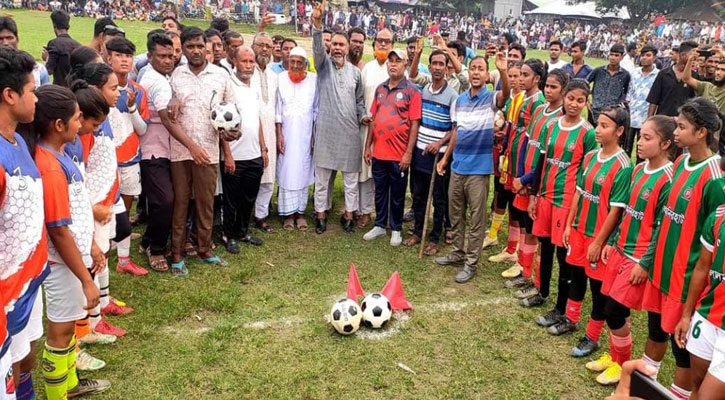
[210,102,241,141]
[361,293,392,329]
[330,298,362,335]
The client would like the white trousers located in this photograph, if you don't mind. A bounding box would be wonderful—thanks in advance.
[357,179,374,215]
[314,167,359,213]
[255,182,274,219]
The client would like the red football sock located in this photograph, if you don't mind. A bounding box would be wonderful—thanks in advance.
[534,251,541,289]
[610,332,632,365]
[565,299,582,324]
[520,242,537,279]
[586,318,606,342]
[506,225,520,254]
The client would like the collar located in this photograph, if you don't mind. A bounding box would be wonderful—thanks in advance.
[383,78,412,91]
[426,80,448,95]
[466,87,489,100]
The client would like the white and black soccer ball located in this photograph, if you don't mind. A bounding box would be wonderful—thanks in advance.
[361,293,392,329]
[330,298,362,335]
[210,102,241,140]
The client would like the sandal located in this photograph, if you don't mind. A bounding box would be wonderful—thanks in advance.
[170,261,189,277]
[198,255,227,266]
[404,234,421,247]
[255,218,273,233]
[148,253,169,273]
[183,241,197,257]
[296,216,308,231]
[283,217,295,231]
[423,243,439,256]
[445,231,454,245]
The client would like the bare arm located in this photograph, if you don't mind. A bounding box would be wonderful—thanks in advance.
[682,52,700,89]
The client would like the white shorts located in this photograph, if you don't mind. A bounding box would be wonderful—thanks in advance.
[43,262,87,323]
[709,334,725,384]
[118,164,142,196]
[9,289,43,364]
[0,351,13,399]
[687,311,725,362]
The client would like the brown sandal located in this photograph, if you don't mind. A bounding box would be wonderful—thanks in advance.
[255,218,273,233]
[445,231,454,245]
[404,234,421,247]
[148,253,169,272]
[296,216,308,231]
[423,243,439,256]
[283,216,295,231]
[183,241,197,257]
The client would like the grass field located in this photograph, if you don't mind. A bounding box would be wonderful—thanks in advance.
[0,9,666,400]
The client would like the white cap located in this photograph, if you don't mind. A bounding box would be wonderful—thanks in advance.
[289,46,308,60]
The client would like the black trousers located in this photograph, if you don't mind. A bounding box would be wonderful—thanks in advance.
[140,157,174,255]
[410,167,449,244]
[221,157,264,239]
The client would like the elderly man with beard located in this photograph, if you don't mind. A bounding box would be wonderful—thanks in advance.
[251,32,279,233]
[275,47,317,230]
[220,46,269,254]
[347,27,365,69]
[310,0,365,234]
[357,28,393,228]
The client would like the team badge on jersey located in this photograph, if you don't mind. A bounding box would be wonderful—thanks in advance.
[567,142,576,151]
[641,188,651,201]
[596,175,605,185]
[683,187,693,200]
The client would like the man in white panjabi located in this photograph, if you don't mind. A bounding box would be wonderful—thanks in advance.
[275,46,316,230]
[357,28,392,228]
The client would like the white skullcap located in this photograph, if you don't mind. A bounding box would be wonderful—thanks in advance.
[289,46,308,60]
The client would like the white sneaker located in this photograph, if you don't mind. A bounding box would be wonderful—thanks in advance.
[78,331,117,346]
[482,236,498,249]
[489,249,518,263]
[501,263,523,278]
[390,231,402,246]
[363,226,387,241]
[76,349,106,371]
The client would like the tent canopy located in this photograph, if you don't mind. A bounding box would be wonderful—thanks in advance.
[525,0,629,20]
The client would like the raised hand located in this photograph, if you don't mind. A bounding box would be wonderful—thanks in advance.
[494,50,508,72]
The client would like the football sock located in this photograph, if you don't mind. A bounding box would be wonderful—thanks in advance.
[670,384,691,400]
[642,354,662,381]
[16,372,34,400]
[117,237,131,262]
[75,317,90,340]
[66,336,78,391]
[565,299,582,324]
[585,318,605,342]
[488,212,504,240]
[506,225,519,254]
[610,332,632,365]
[98,265,110,309]
[534,251,541,289]
[43,340,73,400]
[520,240,537,279]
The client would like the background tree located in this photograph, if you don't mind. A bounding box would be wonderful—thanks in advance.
[582,0,720,22]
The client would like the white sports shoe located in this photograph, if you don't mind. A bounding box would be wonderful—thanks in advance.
[482,236,498,249]
[489,249,518,263]
[390,231,402,246]
[76,349,106,371]
[363,226,387,241]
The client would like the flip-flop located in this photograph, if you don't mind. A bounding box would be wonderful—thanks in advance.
[170,261,188,277]
[423,243,439,256]
[198,255,227,266]
[183,242,198,257]
[148,253,169,273]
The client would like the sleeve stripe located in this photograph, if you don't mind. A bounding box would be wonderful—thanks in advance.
[701,236,715,253]
[46,218,72,228]
[610,202,627,208]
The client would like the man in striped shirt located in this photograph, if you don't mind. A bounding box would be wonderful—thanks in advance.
[434,54,510,283]
[405,49,459,255]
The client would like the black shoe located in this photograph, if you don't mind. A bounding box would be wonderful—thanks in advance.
[340,215,354,233]
[240,234,263,246]
[521,293,548,307]
[547,317,578,336]
[571,335,599,357]
[535,308,563,327]
[315,218,327,234]
[403,209,415,222]
[68,379,111,398]
[225,238,240,254]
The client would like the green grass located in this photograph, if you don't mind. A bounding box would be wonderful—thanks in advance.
[3,9,665,399]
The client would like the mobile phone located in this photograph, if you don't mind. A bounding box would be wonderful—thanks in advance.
[630,371,677,400]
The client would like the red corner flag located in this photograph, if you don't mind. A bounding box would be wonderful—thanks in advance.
[381,271,413,310]
[347,263,365,301]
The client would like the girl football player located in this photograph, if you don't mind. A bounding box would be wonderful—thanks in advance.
[640,98,725,400]
[526,79,597,327]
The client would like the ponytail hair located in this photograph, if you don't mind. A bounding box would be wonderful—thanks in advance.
[564,78,590,97]
[645,115,677,160]
[17,85,77,157]
[524,58,547,91]
[70,79,109,120]
[678,98,724,154]
[67,62,114,89]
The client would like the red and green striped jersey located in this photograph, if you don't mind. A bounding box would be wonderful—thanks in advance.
[649,154,725,302]
[505,91,546,178]
[572,149,633,237]
[697,206,725,329]
[523,104,562,176]
[539,117,597,208]
[613,161,673,262]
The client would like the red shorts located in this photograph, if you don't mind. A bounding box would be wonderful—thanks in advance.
[642,281,685,334]
[532,196,569,247]
[513,194,529,211]
[602,248,646,310]
[566,228,607,280]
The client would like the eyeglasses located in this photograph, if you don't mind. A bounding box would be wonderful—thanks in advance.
[255,43,274,49]
[375,38,392,45]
